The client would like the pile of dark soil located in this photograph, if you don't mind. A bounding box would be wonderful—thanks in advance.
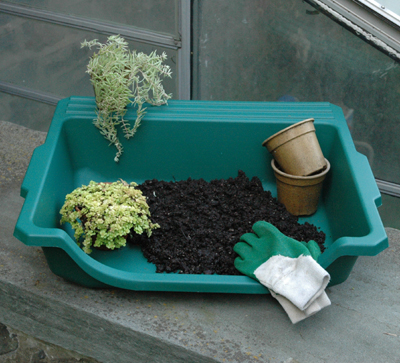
[130,171,325,275]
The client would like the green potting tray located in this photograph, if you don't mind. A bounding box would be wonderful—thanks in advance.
[14,97,388,292]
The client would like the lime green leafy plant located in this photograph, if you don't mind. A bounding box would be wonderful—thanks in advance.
[81,35,172,162]
[60,180,159,254]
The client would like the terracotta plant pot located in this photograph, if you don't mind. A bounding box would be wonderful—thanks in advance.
[262,118,327,176]
[271,158,330,216]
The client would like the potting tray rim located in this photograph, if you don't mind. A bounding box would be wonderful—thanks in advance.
[14,97,388,292]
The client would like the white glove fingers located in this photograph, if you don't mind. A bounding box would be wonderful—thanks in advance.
[271,290,331,324]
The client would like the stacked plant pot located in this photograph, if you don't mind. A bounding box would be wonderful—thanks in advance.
[262,118,330,216]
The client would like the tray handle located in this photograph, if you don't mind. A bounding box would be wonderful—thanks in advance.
[319,151,388,268]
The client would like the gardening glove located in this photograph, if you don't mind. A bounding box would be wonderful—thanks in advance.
[234,221,330,324]
[254,255,331,324]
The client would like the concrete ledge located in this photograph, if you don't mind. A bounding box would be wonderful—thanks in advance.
[0,322,99,362]
[0,280,218,363]
[1,121,399,363]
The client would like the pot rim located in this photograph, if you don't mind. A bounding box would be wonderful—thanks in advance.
[262,118,315,148]
[271,158,330,180]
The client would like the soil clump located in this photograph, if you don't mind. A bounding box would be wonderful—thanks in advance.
[131,171,326,275]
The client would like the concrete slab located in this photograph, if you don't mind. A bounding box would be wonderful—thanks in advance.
[1,121,399,363]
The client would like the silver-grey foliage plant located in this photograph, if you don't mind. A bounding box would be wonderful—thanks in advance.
[81,35,172,162]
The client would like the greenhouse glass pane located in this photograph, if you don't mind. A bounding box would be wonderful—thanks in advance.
[3,0,178,36]
[0,92,56,131]
[0,13,177,101]
[372,0,400,16]
[192,0,400,185]
[379,194,400,229]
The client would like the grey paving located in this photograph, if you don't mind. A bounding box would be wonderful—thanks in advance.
[0,121,399,363]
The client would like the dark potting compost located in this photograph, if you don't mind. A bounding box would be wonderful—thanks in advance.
[130,171,326,275]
